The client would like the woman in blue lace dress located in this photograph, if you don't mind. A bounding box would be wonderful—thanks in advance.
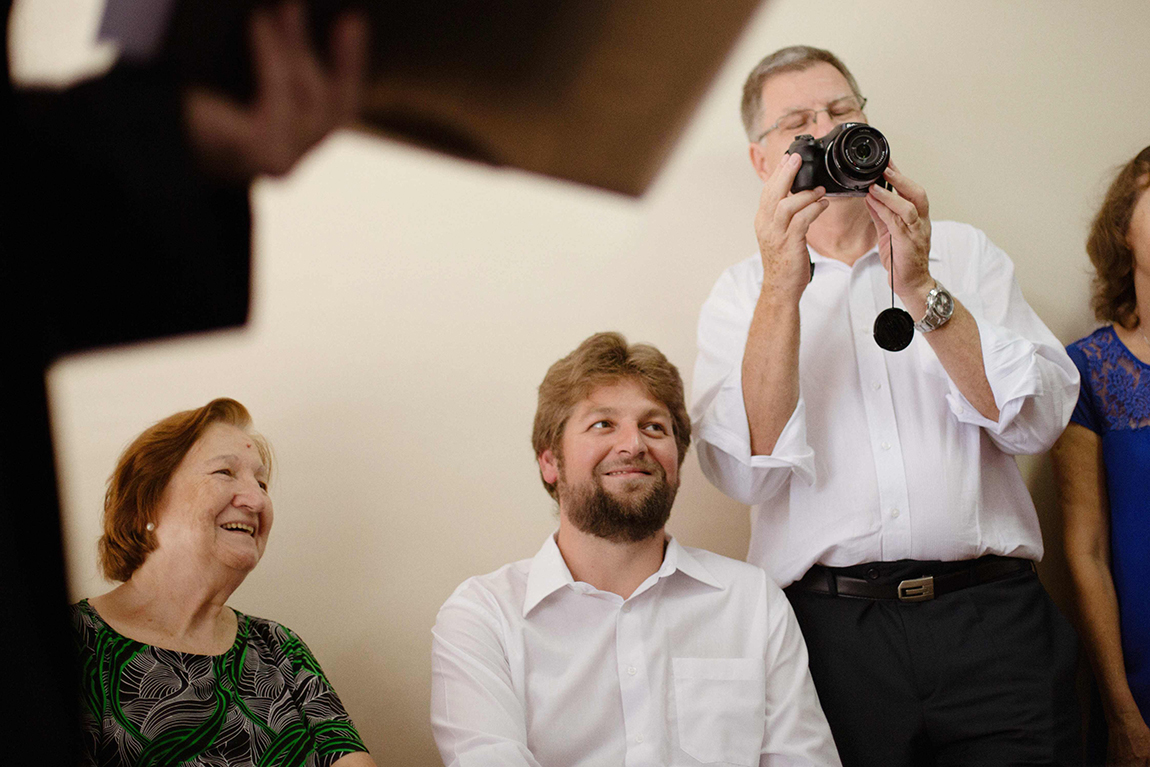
[1053,145,1150,765]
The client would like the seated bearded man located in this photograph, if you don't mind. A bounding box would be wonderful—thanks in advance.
[430,331,840,767]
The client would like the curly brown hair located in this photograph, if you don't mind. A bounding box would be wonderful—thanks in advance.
[99,398,272,582]
[532,332,691,500]
[1087,146,1150,326]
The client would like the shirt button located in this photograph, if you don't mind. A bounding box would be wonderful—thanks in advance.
[627,665,637,676]
[620,603,631,613]
[890,507,900,518]
[871,382,882,391]
[880,441,891,451]
[636,735,644,744]
[957,405,965,414]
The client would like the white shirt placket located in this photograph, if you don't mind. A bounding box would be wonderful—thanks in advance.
[615,595,659,766]
[849,254,913,558]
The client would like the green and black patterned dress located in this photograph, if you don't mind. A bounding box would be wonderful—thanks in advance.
[72,599,368,767]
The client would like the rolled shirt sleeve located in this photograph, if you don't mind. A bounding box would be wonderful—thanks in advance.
[691,261,815,508]
[935,227,1079,453]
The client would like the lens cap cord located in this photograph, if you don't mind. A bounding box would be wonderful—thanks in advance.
[873,237,914,351]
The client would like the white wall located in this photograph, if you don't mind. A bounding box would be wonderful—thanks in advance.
[15,0,1150,763]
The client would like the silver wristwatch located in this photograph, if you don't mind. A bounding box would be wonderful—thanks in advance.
[913,281,955,333]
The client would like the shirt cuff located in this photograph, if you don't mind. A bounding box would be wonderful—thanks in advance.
[695,367,816,487]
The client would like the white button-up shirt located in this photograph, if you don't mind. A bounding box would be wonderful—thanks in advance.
[691,221,1079,586]
[431,534,840,767]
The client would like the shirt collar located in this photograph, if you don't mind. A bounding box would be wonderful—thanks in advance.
[522,533,724,617]
[523,533,576,616]
[658,536,724,590]
[806,242,941,267]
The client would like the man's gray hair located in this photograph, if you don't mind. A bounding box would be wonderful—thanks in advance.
[741,45,864,140]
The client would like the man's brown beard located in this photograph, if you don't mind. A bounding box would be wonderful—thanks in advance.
[559,469,677,543]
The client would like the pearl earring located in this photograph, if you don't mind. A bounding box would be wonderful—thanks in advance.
[146,522,155,532]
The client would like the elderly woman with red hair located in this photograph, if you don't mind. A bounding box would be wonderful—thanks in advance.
[73,398,375,767]
[1053,146,1150,765]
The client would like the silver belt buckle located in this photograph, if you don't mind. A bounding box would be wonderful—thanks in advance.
[898,576,935,602]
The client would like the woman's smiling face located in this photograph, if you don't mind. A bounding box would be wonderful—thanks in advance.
[150,422,273,575]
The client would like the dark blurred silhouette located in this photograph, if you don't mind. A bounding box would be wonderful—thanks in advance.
[2,3,366,759]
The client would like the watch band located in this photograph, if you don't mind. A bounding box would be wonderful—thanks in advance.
[914,281,954,333]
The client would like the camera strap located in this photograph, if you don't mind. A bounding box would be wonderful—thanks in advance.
[873,237,914,351]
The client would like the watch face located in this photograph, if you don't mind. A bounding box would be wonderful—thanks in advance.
[934,289,954,316]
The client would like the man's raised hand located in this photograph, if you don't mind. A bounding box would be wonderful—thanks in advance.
[865,162,933,299]
[754,151,828,306]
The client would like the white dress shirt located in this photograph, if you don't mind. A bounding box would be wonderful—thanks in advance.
[431,534,840,767]
[691,221,1079,586]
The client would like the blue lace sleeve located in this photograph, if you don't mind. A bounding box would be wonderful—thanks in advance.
[1066,341,1101,434]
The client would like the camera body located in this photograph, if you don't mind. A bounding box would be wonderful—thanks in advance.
[788,122,891,196]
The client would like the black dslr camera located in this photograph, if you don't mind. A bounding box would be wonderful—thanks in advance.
[788,123,891,196]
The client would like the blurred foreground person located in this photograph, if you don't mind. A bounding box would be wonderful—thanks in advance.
[1,2,366,759]
[431,332,839,766]
[74,398,375,767]
[1054,145,1150,766]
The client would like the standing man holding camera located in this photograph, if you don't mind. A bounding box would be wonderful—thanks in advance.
[690,46,1081,765]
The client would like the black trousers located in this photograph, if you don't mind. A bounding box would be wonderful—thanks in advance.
[785,560,1081,767]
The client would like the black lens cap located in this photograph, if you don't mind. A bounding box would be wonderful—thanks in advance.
[873,308,914,351]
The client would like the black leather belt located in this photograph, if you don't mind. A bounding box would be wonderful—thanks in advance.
[790,557,1036,603]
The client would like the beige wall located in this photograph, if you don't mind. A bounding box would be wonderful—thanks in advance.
[15,0,1150,764]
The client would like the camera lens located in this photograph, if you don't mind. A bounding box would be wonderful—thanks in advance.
[824,123,889,191]
[846,136,877,166]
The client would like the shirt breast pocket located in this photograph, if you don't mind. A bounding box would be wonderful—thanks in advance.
[672,657,766,766]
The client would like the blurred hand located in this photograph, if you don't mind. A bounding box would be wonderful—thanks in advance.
[754,151,828,306]
[865,162,933,300]
[184,1,368,180]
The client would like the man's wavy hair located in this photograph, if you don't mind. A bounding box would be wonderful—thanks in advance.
[1088,145,1150,326]
[532,332,691,500]
[99,398,272,582]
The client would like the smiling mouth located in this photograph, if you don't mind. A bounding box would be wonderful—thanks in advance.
[603,468,652,477]
[220,522,256,536]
